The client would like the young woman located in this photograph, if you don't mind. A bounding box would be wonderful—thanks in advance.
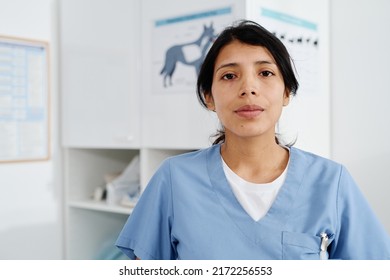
[116,20,390,260]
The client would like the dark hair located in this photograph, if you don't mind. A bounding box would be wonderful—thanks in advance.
[196,20,299,145]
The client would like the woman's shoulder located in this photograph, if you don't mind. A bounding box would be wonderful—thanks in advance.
[290,146,343,171]
[160,145,217,169]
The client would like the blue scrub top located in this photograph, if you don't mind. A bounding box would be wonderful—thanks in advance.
[116,144,390,260]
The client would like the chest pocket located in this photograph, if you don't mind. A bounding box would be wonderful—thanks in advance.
[282,231,322,260]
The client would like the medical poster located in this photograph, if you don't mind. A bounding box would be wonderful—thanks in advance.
[257,7,320,96]
[152,7,234,94]
[0,36,50,163]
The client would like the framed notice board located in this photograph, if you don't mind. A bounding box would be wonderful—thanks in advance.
[0,36,50,163]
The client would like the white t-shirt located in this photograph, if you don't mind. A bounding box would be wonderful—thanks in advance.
[222,156,289,222]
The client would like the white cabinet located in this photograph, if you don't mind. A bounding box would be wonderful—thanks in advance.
[139,0,235,149]
[60,0,141,148]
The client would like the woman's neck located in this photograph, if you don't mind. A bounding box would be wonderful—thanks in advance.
[221,135,289,184]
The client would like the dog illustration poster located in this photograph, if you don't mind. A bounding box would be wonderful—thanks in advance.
[152,7,234,94]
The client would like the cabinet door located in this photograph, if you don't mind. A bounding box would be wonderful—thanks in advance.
[60,0,140,148]
[140,0,233,149]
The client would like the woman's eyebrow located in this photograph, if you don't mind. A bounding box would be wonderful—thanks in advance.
[215,62,238,72]
[215,60,276,72]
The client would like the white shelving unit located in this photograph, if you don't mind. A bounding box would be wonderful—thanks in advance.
[59,0,221,259]
[62,148,137,259]
[59,0,142,259]
[62,146,194,259]
[68,200,134,215]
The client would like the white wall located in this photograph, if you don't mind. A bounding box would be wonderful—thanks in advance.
[0,0,62,259]
[331,0,390,233]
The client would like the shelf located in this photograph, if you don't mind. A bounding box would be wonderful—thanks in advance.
[68,199,134,215]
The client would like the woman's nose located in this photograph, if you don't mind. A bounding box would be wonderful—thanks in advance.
[240,90,257,96]
[240,75,258,96]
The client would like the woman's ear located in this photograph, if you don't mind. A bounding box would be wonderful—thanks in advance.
[283,90,290,106]
[204,92,215,111]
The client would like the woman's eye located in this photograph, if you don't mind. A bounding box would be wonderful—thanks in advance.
[222,73,235,80]
[260,71,274,77]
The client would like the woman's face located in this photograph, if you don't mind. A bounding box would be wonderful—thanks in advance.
[205,40,289,142]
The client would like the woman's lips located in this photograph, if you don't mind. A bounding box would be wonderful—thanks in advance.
[234,105,264,119]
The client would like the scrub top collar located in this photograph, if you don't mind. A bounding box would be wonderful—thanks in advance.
[206,144,307,244]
